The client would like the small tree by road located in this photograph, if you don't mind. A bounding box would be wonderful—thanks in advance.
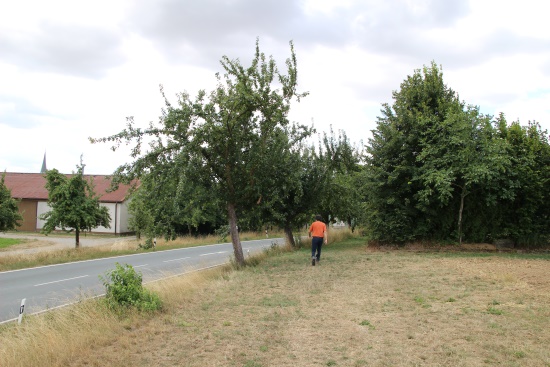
[0,172,22,232]
[40,159,111,248]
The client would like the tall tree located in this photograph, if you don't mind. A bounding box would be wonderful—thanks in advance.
[366,63,457,241]
[365,62,464,242]
[0,172,22,232]
[91,40,309,266]
[40,160,111,248]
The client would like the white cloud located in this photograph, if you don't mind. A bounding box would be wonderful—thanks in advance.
[1,0,549,175]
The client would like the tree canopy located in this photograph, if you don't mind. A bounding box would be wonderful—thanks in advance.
[91,40,310,265]
[0,172,22,232]
[365,62,550,247]
[92,51,549,250]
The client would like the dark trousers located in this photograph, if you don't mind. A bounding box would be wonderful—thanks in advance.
[311,236,323,260]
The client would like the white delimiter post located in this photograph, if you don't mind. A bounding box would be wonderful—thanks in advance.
[18,298,26,324]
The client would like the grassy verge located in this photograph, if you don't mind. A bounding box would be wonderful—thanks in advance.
[0,231,285,272]
[2,231,549,366]
[0,238,23,249]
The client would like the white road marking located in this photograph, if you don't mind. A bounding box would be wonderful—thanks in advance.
[133,264,149,268]
[200,251,227,257]
[163,257,191,263]
[34,275,89,287]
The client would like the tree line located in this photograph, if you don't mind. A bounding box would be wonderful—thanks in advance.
[90,40,363,265]
[88,44,548,263]
[2,41,547,260]
[364,63,550,247]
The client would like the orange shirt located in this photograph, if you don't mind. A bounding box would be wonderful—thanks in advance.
[309,221,327,238]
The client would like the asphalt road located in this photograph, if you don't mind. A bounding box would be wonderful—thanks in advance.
[0,238,282,324]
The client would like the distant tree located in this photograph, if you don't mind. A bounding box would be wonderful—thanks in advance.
[260,140,324,246]
[91,40,309,266]
[127,187,152,240]
[127,157,225,240]
[40,159,111,248]
[317,128,364,230]
[0,172,22,232]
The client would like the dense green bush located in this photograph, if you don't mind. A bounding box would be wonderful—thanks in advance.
[101,263,162,312]
[365,62,550,247]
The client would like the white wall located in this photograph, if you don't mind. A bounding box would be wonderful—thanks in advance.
[118,201,130,233]
[35,201,131,234]
[36,201,49,230]
[94,203,116,233]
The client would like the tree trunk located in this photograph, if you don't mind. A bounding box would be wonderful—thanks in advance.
[75,228,80,249]
[227,203,245,266]
[457,186,467,245]
[347,217,355,233]
[284,224,295,247]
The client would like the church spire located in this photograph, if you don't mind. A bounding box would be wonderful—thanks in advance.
[40,152,47,173]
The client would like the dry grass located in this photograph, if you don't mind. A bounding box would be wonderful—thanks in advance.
[0,296,134,367]
[327,227,356,244]
[2,237,550,367]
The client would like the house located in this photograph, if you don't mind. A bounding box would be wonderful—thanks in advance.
[3,172,134,234]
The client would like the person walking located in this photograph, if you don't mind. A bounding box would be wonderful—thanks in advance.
[309,215,327,266]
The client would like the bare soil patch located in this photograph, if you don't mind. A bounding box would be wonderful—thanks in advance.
[58,241,550,367]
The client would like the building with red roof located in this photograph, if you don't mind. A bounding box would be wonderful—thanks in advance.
[3,172,134,234]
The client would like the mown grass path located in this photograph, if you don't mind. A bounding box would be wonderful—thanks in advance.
[62,238,550,367]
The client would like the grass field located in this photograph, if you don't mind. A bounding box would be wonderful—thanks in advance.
[0,238,23,249]
[2,236,549,367]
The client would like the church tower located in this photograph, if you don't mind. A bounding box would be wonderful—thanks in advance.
[40,152,47,173]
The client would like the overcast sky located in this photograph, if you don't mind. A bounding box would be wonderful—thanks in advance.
[1,0,549,174]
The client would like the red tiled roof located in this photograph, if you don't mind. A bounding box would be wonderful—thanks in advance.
[2,172,134,203]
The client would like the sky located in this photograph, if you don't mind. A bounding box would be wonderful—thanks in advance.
[1,0,549,174]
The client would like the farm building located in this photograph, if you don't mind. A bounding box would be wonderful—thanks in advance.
[3,172,134,234]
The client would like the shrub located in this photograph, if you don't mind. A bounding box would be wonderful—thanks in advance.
[100,263,162,312]
[138,237,155,250]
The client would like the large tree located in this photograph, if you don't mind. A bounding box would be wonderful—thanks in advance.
[0,172,22,232]
[365,62,462,242]
[40,160,111,248]
[91,40,309,266]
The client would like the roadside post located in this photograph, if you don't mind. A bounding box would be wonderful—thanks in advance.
[18,298,26,324]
